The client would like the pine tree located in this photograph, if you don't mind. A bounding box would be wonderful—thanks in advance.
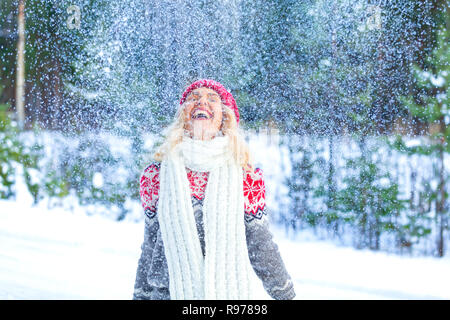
[392,22,449,257]
[313,136,341,237]
[336,135,407,250]
[0,86,41,202]
[285,135,323,233]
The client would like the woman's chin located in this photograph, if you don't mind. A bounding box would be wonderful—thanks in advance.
[192,132,213,141]
[190,127,219,141]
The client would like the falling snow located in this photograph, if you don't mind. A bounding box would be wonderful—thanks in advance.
[0,0,449,300]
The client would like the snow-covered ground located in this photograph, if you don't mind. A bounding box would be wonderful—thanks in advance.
[1,131,449,300]
[1,192,449,300]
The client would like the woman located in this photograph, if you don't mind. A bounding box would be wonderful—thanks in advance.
[133,79,295,300]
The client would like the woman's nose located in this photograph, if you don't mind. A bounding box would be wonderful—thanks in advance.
[197,96,208,106]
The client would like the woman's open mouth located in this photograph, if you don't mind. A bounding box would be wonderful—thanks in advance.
[191,108,213,120]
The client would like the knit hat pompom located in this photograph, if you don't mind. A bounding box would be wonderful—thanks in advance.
[179,79,240,123]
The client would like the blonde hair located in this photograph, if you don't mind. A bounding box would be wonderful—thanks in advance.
[154,103,253,172]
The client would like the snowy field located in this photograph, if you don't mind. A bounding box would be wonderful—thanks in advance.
[1,132,449,300]
[1,193,450,300]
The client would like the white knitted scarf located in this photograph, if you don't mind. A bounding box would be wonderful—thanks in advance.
[157,136,256,300]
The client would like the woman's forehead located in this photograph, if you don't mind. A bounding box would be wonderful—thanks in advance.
[190,87,220,96]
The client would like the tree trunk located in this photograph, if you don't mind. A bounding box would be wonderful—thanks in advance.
[436,119,446,257]
[328,135,338,235]
[15,0,26,129]
[375,214,380,250]
[410,168,416,210]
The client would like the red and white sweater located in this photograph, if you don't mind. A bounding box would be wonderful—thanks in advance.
[139,162,267,221]
[134,162,295,300]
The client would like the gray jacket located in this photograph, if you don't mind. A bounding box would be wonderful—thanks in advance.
[133,196,296,300]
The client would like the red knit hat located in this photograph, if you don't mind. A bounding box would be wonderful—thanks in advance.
[179,79,240,123]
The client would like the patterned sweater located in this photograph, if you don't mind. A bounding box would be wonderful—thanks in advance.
[133,162,295,300]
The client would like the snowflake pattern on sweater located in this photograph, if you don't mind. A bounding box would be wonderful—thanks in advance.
[139,162,266,221]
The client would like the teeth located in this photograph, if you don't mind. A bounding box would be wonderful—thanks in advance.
[192,110,210,119]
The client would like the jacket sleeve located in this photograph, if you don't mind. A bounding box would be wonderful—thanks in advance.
[244,168,296,300]
[133,216,162,299]
[133,163,170,300]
